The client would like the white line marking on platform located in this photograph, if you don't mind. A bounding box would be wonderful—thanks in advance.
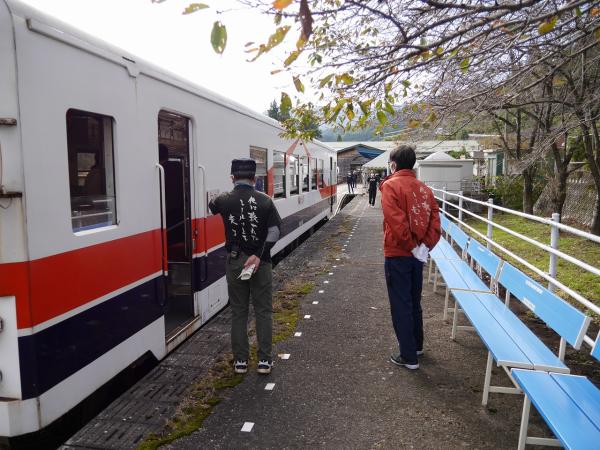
[304,315,311,319]
[294,332,302,337]
[328,272,334,275]
[241,422,254,432]
[313,301,319,304]
[265,383,275,391]
[279,353,291,359]
[336,258,340,261]
[333,265,337,268]
[324,280,329,284]
[318,290,324,294]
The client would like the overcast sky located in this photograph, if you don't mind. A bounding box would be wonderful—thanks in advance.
[20,0,297,114]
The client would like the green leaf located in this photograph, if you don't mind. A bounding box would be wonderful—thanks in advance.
[384,82,392,94]
[376,111,388,126]
[384,102,395,115]
[427,111,437,123]
[538,16,558,35]
[408,119,420,129]
[293,76,304,93]
[575,7,582,17]
[339,73,354,85]
[448,48,459,58]
[346,104,355,121]
[401,80,411,88]
[284,50,300,67]
[459,57,470,73]
[434,47,444,56]
[183,3,209,14]
[595,28,600,41]
[273,0,293,10]
[274,12,282,25]
[411,104,419,113]
[319,74,334,88]
[280,92,292,113]
[359,100,371,116]
[210,21,227,54]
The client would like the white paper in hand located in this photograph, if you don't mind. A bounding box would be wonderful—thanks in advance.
[411,244,429,263]
[238,264,256,280]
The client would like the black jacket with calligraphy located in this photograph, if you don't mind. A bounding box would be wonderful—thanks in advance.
[209,185,282,262]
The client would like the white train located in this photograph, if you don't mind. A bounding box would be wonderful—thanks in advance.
[0,0,337,441]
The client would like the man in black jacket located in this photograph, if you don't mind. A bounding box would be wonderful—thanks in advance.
[209,158,282,375]
[367,171,378,206]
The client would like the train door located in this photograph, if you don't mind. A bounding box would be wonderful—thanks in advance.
[158,110,195,337]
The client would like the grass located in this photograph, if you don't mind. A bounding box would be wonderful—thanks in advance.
[463,213,600,317]
[136,279,315,450]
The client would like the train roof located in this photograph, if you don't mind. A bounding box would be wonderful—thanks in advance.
[3,0,334,152]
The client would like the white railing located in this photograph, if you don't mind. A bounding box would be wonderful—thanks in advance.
[430,187,600,349]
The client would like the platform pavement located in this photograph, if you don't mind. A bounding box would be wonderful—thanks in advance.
[163,195,552,449]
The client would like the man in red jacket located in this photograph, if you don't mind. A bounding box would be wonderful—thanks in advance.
[380,145,441,370]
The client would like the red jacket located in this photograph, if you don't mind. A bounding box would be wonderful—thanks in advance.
[380,169,441,257]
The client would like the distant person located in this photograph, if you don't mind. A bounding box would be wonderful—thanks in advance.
[367,171,378,207]
[380,145,441,370]
[346,172,354,194]
[351,171,357,189]
[255,176,264,193]
[209,158,282,375]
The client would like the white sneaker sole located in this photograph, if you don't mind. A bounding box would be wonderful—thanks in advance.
[234,367,248,374]
[257,367,272,374]
[389,357,419,370]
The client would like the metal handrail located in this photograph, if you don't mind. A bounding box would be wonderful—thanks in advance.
[430,187,600,323]
[430,187,600,245]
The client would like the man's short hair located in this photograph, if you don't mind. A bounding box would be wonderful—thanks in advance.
[389,145,416,170]
[231,158,256,180]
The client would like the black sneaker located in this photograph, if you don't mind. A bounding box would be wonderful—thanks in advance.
[257,360,273,374]
[417,349,424,356]
[234,360,248,374]
[389,354,419,370]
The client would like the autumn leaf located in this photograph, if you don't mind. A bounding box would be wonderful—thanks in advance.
[538,16,558,35]
[376,111,388,125]
[293,76,305,93]
[210,21,227,54]
[459,57,470,73]
[319,74,334,88]
[591,7,600,17]
[408,119,421,129]
[271,69,283,75]
[183,3,209,15]
[359,100,372,116]
[273,0,293,10]
[346,104,355,121]
[284,50,301,67]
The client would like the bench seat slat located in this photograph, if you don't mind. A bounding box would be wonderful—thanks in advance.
[434,258,470,290]
[513,370,600,450]
[453,291,533,369]
[476,294,568,373]
[551,373,600,431]
[433,238,462,260]
[448,259,492,292]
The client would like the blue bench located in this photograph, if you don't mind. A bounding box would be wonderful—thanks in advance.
[429,218,592,407]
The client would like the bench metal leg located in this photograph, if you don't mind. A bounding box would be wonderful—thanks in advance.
[451,304,460,341]
[443,287,450,321]
[433,268,439,293]
[518,396,531,450]
[482,352,493,406]
[518,396,561,449]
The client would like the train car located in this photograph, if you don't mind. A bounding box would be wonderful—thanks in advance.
[0,0,337,441]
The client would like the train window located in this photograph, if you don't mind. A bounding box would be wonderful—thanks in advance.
[318,159,325,188]
[311,158,317,190]
[300,156,309,192]
[273,151,286,198]
[250,147,267,193]
[288,155,300,195]
[66,109,117,232]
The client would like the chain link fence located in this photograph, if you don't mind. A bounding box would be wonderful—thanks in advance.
[534,171,598,228]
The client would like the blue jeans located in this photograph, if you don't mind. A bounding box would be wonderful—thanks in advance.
[384,256,424,364]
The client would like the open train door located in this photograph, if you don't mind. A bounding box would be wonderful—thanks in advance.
[157,111,195,338]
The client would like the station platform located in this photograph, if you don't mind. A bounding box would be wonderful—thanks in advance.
[63,195,548,449]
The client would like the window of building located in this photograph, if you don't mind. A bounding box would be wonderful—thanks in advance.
[66,109,117,232]
[250,147,268,193]
[289,154,300,195]
[311,157,318,190]
[300,156,309,192]
[318,159,325,188]
[273,151,286,198]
